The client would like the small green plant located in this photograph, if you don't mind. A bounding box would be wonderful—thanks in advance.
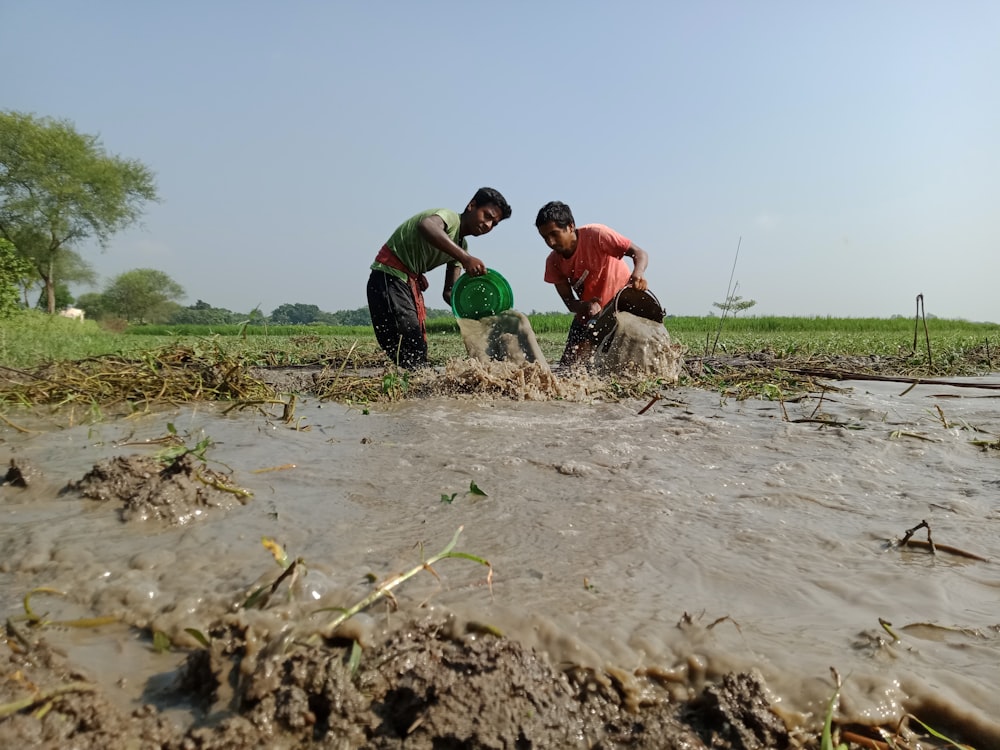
[440,482,487,505]
[313,526,492,640]
[821,668,847,750]
[155,424,213,464]
[903,713,974,749]
[381,368,410,399]
[151,630,172,653]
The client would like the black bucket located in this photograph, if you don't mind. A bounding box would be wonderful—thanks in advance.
[589,287,665,352]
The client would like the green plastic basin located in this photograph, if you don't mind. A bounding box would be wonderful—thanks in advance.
[451,269,514,320]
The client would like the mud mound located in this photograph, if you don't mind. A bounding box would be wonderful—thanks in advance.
[0,639,176,750]
[0,610,796,749]
[64,452,251,524]
[3,458,43,488]
[162,613,790,749]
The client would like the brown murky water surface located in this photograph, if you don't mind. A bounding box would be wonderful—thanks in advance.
[2,358,999,747]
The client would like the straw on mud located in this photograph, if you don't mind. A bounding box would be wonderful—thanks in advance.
[20,586,118,629]
[0,683,97,719]
[839,729,891,750]
[894,519,989,562]
[637,394,660,415]
[878,618,901,643]
[0,341,276,409]
[0,412,36,433]
[251,463,297,474]
[312,526,492,640]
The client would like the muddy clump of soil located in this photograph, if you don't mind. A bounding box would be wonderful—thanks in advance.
[0,634,177,749]
[1,611,796,749]
[62,452,251,524]
[2,457,43,489]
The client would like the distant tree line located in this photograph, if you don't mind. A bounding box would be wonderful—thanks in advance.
[48,265,456,326]
[0,249,457,326]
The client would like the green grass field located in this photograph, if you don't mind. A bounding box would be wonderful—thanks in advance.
[2,309,998,373]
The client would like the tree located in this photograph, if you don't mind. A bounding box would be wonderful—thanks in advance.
[35,281,74,311]
[332,307,372,326]
[0,237,33,317]
[74,291,110,321]
[0,110,159,313]
[270,302,322,325]
[167,300,241,325]
[103,268,184,323]
[712,289,757,317]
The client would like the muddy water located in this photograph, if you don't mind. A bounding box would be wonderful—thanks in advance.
[2,375,1000,740]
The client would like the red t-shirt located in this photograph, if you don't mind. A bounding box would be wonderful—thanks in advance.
[543,224,632,307]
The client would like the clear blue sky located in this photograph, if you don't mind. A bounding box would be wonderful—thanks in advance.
[3,1,998,321]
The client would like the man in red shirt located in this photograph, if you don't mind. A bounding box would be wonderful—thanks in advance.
[536,201,651,367]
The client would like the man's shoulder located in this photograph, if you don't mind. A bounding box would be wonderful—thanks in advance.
[393,208,460,240]
[579,223,617,235]
[579,223,630,250]
[408,207,458,223]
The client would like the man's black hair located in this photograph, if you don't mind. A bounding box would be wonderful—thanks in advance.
[471,187,512,220]
[535,201,574,229]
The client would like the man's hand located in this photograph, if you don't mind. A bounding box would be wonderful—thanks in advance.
[463,255,487,276]
[576,298,602,321]
[629,274,648,291]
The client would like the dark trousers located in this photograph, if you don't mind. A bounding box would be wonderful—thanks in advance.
[366,270,427,369]
[560,317,594,366]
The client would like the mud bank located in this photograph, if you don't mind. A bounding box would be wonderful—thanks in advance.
[3,613,792,749]
[0,441,790,749]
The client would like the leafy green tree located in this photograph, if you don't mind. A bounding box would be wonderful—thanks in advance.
[712,291,757,317]
[168,300,240,325]
[102,268,184,323]
[270,302,322,324]
[0,110,158,313]
[35,281,74,310]
[0,237,33,317]
[326,306,372,325]
[74,291,110,321]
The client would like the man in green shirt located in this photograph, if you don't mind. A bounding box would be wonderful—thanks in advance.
[367,187,512,368]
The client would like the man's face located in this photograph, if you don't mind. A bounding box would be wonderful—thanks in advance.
[464,202,504,237]
[537,221,577,258]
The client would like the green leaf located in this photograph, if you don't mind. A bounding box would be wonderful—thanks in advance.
[905,714,974,749]
[242,585,269,610]
[441,493,457,504]
[347,639,363,675]
[821,683,848,750]
[468,481,487,497]
[152,630,172,653]
[184,627,211,648]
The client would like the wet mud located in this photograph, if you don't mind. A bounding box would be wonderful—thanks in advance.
[4,350,997,749]
[1,452,795,749]
[65,451,252,524]
[3,611,790,750]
